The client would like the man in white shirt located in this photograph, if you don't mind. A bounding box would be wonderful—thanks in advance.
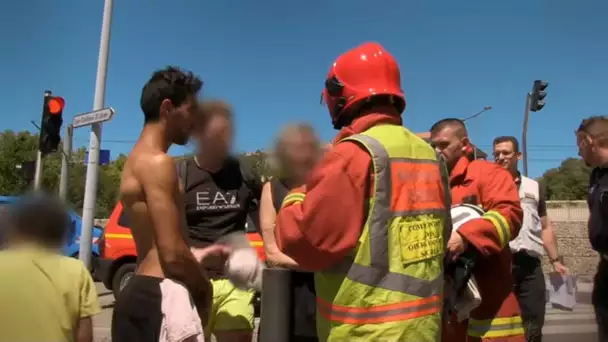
[493,136,568,342]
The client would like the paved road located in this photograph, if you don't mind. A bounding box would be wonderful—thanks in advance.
[544,302,598,342]
[93,283,259,342]
[94,283,598,342]
[92,283,113,342]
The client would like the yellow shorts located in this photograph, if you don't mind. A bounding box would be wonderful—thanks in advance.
[206,278,255,333]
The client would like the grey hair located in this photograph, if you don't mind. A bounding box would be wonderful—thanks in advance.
[268,123,321,174]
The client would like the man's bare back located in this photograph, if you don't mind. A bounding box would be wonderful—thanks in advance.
[119,143,186,278]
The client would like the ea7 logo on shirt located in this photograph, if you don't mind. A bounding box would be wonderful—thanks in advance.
[196,190,241,211]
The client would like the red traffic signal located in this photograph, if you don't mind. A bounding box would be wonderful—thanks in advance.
[47,96,65,115]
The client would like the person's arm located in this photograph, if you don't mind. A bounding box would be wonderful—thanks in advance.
[457,163,524,257]
[75,317,93,342]
[539,197,559,261]
[275,142,369,271]
[139,154,213,324]
[537,187,567,273]
[259,182,299,268]
[76,262,101,342]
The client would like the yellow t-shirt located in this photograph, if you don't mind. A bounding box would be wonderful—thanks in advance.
[0,245,101,342]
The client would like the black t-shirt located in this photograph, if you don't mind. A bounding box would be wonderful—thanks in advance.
[267,178,317,339]
[183,158,257,246]
[270,178,289,213]
[588,167,608,254]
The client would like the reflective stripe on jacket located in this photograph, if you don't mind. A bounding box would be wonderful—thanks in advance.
[311,124,449,341]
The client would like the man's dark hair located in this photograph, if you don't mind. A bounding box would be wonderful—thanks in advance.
[430,118,468,137]
[140,66,203,123]
[493,136,520,153]
[5,192,70,247]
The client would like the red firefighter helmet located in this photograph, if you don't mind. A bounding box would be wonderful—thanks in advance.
[322,42,406,129]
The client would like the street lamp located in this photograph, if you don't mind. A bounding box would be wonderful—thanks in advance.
[461,106,493,122]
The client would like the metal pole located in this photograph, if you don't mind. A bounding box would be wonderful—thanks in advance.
[259,268,292,342]
[33,151,43,190]
[59,125,73,202]
[79,0,113,269]
[522,93,531,177]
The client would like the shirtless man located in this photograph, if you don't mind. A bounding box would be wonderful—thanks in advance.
[112,66,229,342]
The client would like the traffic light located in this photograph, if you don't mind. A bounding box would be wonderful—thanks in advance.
[39,93,65,155]
[529,80,548,112]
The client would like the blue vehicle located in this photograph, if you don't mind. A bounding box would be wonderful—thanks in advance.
[0,196,103,271]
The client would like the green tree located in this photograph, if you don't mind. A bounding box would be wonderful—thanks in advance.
[538,158,592,200]
[239,149,275,181]
[0,131,40,194]
[0,130,123,217]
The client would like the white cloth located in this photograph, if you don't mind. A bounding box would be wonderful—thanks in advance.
[449,204,483,321]
[219,232,265,291]
[159,279,205,342]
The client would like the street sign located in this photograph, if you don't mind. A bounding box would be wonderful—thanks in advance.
[85,149,110,165]
[72,107,115,128]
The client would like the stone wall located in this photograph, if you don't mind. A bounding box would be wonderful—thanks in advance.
[541,221,596,282]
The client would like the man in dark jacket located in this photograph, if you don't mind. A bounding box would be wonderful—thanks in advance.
[576,115,608,341]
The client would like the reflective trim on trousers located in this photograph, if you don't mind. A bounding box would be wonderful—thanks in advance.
[483,210,511,248]
[468,316,525,338]
[316,294,442,325]
[281,192,305,208]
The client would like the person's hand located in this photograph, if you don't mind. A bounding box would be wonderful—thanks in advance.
[266,251,301,270]
[191,244,232,266]
[552,260,569,276]
[189,244,231,325]
[447,232,468,260]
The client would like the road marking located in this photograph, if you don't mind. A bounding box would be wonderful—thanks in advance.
[544,304,597,335]
[543,324,597,335]
[545,313,596,321]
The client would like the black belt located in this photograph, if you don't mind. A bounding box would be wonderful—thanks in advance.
[512,251,541,266]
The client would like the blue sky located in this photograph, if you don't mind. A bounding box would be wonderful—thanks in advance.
[1,0,607,178]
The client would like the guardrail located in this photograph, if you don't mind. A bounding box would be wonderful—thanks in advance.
[547,200,588,222]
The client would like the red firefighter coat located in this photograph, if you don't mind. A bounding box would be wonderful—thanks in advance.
[444,156,525,342]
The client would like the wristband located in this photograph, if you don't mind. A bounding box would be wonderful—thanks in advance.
[550,256,563,264]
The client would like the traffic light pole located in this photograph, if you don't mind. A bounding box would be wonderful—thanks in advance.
[33,151,43,190]
[59,125,73,202]
[79,0,113,269]
[521,93,531,177]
